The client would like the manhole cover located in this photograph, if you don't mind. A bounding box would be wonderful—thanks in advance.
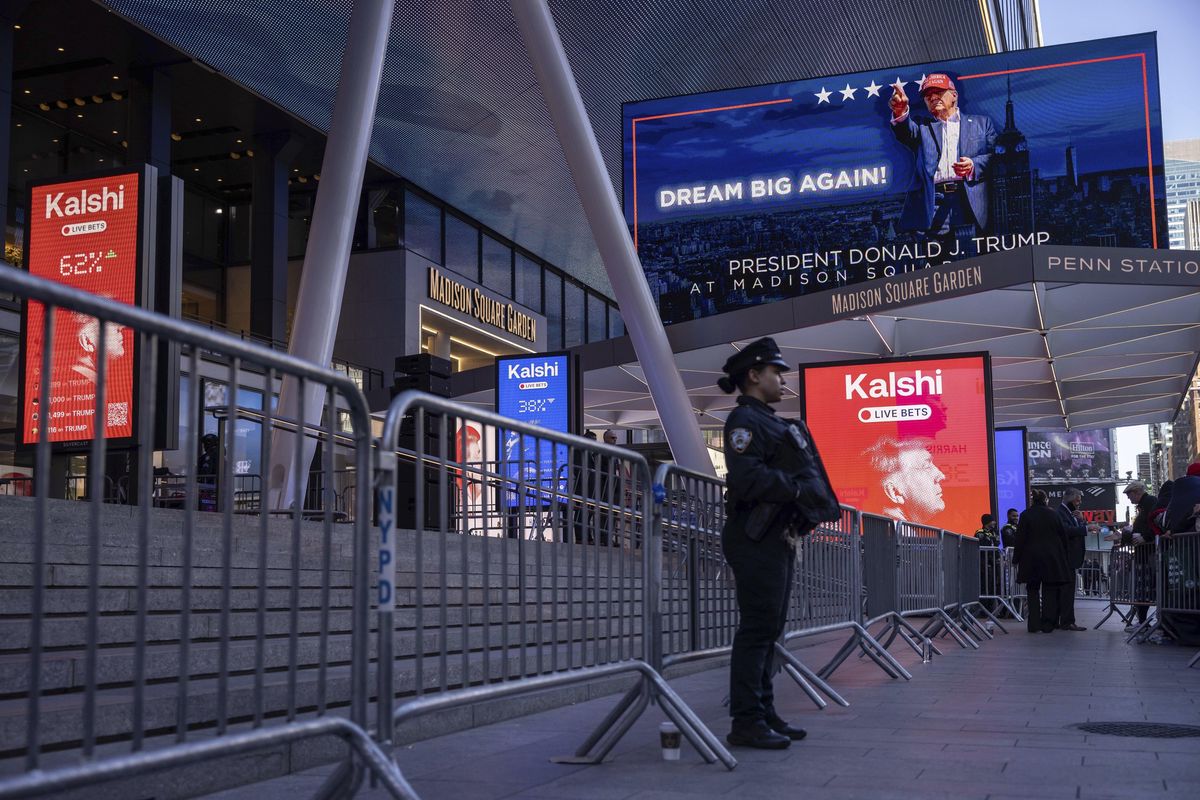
[1073,722,1200,738]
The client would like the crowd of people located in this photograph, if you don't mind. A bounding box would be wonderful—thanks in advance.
[1000,464,1200,643]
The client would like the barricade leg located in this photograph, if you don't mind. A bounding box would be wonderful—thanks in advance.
[559,682,648,765]
[774,642,848,707]
[852,623,913,679]
[969,601,1009,634]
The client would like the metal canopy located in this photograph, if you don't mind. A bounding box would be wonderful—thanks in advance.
[97,0,1013,295]
[450,245,1200,432]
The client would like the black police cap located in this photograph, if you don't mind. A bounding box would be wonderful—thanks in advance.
[721,337,792,377]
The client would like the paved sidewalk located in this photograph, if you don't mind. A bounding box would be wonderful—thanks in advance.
[214,601,1200,800]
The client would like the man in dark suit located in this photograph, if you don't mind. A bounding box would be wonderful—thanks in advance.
[888,73,997,248]
[1013,489,1073,633]
[1054,487,1090,630]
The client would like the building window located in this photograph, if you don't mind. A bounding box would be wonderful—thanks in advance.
[364,186,402,249]
[587,292,606,342]
[404,191,442,263]
[543,272,563,349]
[515,254,541,312]
[482,235,512,298]
[564,282,584,347]
[444,213,479,281]
[611,308,624,337]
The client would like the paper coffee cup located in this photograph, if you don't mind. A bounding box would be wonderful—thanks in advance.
[659,721,681,760]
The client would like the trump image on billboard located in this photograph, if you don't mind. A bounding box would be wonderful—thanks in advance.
[801,353,994,535]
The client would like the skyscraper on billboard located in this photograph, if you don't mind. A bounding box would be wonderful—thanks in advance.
[992,80,1035,236]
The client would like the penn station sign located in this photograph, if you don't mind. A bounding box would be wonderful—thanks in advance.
[427,267,537,342]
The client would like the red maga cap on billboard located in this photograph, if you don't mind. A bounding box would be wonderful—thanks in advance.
[919,73,956,94]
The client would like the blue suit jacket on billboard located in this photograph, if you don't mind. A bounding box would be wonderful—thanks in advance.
[891,111,997,233]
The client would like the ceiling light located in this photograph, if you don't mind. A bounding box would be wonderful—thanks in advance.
[194,117,202,123]
[217,177,223,182]
[73,97,85,106]
[235,138,243,144]
[56,47,64,53]
[112,75,119,80]
[23,89,30,95]
[112,130,118,135]
[15,123,21,128]
[38,102,50,111]
[51,138,58,143]
[13,24,21,30]
[91,95,104,104]
[293,168,299,172]
[110,91,123,101]
[54,100,68,109]
[215,208,223,214]
[229,151,240,159]
[297,176,308,184]
[246,149,254,157]
[76,113,83,119]
[314,174,320,180]
[170,132,182,141]
[193,167,200,172]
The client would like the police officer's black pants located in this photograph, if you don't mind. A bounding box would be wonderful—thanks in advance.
[722,529,794,724]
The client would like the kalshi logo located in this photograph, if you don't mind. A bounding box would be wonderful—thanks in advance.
[506,360,559,381]
[45,184,125,219]
[844,368,942,400]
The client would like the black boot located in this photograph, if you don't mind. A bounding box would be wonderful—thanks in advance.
[765,714,807,741]
[726,719,791,749]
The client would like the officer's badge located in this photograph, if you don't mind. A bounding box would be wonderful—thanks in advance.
[730,428,752,453]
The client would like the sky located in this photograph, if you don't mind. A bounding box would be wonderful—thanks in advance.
[1039,0,1200,521]
[1039,0,1200,142]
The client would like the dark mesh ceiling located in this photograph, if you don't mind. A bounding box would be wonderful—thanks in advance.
[99,0,996,296]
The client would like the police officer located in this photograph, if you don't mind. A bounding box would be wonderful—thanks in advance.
[718,337,836,749]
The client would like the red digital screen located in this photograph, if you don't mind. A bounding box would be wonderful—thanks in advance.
[802,354,993,536]
[22,171,141,445]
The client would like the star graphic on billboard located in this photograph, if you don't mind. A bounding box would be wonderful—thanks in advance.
[864,80,882,97]
[891,77,907,91]
[839,84,858,101]
[814,86,832,104]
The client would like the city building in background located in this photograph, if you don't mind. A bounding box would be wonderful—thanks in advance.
[1137,451,1154,484]
[1165,138,1200,249]
[1171,367,1200,477]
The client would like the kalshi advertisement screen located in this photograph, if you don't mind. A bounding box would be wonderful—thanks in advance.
[801,353,994,536]
[22,171,143,445]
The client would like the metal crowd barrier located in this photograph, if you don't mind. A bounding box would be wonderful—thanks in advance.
[945,535,1005,639]
[896,523,977,649]
[375,393,735,780]
[1156,531,1200,667]
[979,546,1024,621]
[652,466,907,714]
[794,509,911,686]
[1096,543,1157,635]
[0,264,410,798]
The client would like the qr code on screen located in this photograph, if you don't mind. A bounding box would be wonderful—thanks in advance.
[107,402,128,428]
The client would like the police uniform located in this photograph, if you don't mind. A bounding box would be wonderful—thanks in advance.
[720,338,817,749]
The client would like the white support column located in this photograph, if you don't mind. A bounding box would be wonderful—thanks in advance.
[510,0,714,476]
[267,0,394,509]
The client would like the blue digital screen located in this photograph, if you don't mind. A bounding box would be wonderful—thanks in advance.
[994,428,1027,542]
[496,354,570,506]
[623,34,1166,324]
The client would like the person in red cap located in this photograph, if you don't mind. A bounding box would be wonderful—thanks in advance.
[887,72,997,248]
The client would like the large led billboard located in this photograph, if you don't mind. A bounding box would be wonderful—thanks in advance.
[20,168,151,447]
[623,34,1166,324]
[1026,429,1115,484]
[994,427,1028,521]
[495,353,572,506]
[800,353,993,536]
